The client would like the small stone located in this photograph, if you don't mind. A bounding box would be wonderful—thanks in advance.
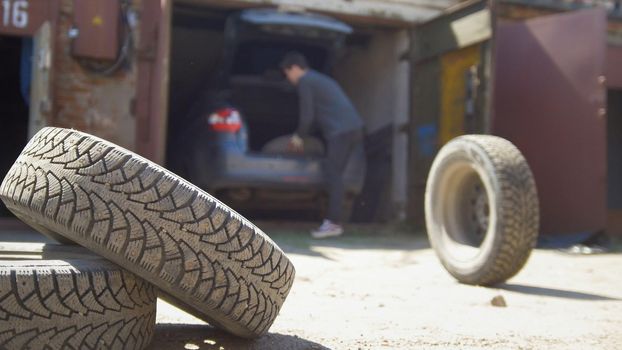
[491,295,507,307]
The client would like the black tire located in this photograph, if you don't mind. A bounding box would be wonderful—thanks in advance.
[0,127,296,338]
[425,135,539,286]
[0,257,156,349]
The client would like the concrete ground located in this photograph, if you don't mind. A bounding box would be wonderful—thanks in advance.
[154,222,622,350]
[1,222,621,349]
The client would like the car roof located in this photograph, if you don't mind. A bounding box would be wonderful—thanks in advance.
[239,8,353,35]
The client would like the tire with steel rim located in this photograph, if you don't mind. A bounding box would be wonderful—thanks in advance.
[425,135,539,286]
[0,127,295,338]
[0,246,156,349]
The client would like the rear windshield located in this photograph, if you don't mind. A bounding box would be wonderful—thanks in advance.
[231,41,329,76]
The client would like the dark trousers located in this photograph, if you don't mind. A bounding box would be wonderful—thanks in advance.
[325,128,363,223]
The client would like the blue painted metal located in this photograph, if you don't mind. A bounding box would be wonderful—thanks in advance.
[417,124,438,158]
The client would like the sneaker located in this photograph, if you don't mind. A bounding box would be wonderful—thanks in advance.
[311,220,343,239]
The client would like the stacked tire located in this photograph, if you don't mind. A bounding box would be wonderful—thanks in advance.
[0,127,296,348]
[0,244,156,349]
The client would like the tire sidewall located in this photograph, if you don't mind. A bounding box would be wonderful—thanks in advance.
[425,137,503,279]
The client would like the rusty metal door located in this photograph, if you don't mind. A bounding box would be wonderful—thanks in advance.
[492,9,607,236]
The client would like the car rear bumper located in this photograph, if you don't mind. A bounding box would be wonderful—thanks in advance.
[188,143,365,195]
[204,152,326,191]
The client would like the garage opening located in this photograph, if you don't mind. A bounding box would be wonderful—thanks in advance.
[607,89,622,235]
[0,36,31,217]
[165,6,343,166]
[165,5,408,221]
[165,5,229,176]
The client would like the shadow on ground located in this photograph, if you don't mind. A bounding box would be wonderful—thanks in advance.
[150,324,329,350]
[499,283,621,301]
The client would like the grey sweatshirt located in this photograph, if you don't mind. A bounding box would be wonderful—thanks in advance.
[296,70,364,139]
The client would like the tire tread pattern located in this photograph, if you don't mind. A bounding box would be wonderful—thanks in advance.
[0,127,295,337]
[0,260,156,350]
[429,135,539,286]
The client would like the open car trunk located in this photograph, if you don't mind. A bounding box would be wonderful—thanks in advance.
[223,11,348,154]
[229,76,300,152]
[167,5,409,221]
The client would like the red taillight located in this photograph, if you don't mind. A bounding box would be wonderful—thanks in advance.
[207,108,242,133]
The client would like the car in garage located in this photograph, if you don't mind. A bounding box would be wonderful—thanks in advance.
[178,8,365,219]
